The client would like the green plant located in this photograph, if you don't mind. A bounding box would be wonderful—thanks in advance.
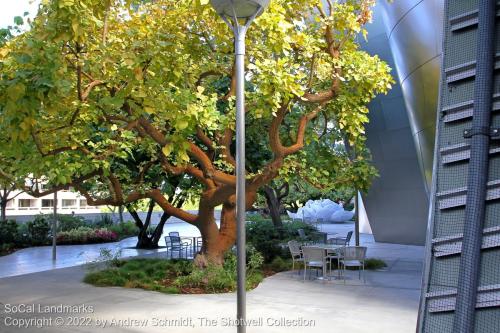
[27,215,50,245]
[108,221,138,239]
[95,214,114,228]
[365,258,387,270]
[56,227,118,245]
[246,218,317,262]
[0,219,18,244]
[15,222,30,245]
[247,246,264,273]
[84,259,191,294]
[57,214,88,232]
[265,257,293,273]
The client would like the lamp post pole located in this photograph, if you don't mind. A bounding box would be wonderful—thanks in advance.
[209,2,269,332]
[234,25,247,333]
[52,190,57,261]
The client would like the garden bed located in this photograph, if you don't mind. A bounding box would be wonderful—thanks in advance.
[83,248,289,295]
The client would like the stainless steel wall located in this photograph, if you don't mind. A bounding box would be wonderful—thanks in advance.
[381,0,445,191]
[361,4,431,245]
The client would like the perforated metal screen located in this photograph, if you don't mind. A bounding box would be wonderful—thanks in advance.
[418,0,500,332]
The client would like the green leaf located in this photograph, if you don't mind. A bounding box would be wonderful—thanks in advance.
[14,16,24,26]
[7,83,25,101]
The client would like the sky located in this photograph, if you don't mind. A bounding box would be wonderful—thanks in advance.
[0,0,40,29]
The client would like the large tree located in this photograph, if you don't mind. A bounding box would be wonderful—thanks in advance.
[0,0,392,265]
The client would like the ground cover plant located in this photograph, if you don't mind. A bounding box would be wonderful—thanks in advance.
[84,249,265,294]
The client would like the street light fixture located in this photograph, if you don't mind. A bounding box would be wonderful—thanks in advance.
[209,1,269,332]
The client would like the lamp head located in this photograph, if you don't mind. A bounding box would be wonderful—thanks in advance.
[210,0,270,19]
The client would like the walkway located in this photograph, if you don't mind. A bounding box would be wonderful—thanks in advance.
[0,234,423,333]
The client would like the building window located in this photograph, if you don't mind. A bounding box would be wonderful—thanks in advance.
[18,199,36,208]
[62,199,77,208]
[41,199,54,209]
[80,199,88,208]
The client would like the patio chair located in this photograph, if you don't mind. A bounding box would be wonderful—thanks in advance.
[328,231,353,246]
[164,236,190,259]
[302,246,329,281]
[169,231,193,247]
[287,240,303,273]
[339,246,367,283]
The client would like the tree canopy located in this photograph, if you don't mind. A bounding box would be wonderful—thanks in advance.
[0,0,393,263]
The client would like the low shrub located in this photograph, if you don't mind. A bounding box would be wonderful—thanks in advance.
[57,227,118,245]
[0,242,17,256]
[108,221,138,239]
[175,249,264,293]
[365,258,387,270]
[84,259,191,294]
[94,214,114,228]
[246,217,317,263]
[264,257,293,273]
[57,214,88,232]
[0,220,18,244]
[27,215,50,245]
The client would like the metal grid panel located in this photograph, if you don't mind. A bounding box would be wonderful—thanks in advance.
[419,0,500,331]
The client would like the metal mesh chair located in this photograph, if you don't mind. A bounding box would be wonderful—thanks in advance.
[288,240,303,273]
[328,230,353,246]
[165,236,190,259]
[340,246,367,283]
[302,246,328,281]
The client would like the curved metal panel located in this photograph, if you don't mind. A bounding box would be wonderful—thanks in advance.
[360,4,430,245]
[381,0,445,190]
[381,0,423,33]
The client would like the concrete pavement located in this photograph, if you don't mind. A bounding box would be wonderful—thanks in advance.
[0,222,424,333]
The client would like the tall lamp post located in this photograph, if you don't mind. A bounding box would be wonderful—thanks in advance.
[209,1,269,332]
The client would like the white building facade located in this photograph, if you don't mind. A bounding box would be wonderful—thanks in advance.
[5,190,102,216]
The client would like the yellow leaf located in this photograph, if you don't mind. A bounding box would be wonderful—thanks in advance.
[0,48,10,58]
[162,145,172,157]
[200,0,209,5]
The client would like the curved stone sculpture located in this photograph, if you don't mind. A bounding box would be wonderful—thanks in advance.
[287,199,354,223]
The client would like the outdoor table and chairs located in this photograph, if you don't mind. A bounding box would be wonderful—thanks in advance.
[164,235,190,259]
[298,243,368,282]
[166,232,203,258]
[301,244,344,281]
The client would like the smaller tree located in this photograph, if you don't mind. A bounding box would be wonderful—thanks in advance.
[261,181,289,229]
[127,177,193,249]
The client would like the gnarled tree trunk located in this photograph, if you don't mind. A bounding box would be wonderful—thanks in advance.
[193,191,256,267]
